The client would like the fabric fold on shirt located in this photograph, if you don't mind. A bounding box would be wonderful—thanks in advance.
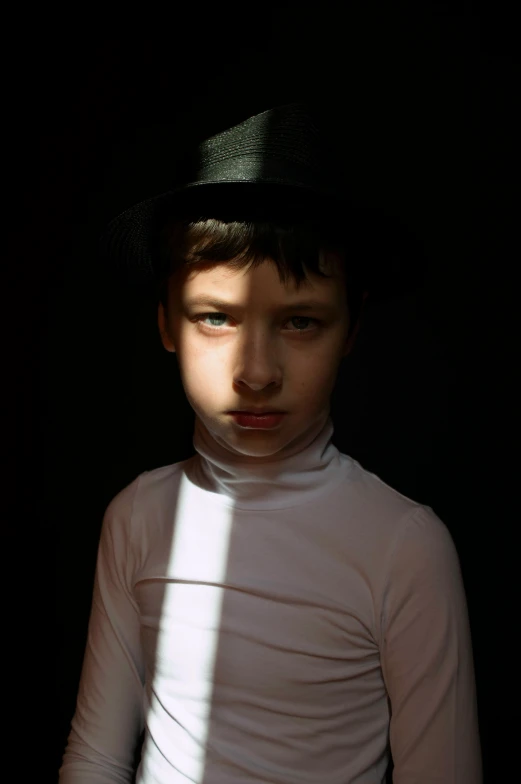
[186,412,348,510]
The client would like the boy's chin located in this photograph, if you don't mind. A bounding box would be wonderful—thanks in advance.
[217,430,289,460]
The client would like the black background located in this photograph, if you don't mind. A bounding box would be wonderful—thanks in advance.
[4,4,518,782]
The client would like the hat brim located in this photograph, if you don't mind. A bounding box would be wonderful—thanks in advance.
[100,180,427,301]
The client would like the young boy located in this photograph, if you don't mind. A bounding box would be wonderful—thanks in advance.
[59,105,482,783]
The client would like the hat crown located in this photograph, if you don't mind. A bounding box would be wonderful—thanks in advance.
[179,103,334,192]
[200,104,324,172]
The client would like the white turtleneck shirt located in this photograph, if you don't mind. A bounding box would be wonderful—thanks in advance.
[59,415,482,783]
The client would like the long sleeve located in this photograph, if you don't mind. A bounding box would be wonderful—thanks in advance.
[59,481,146,784]
[380,506,482,783]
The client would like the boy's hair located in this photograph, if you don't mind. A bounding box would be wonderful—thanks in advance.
[155,214,367,339]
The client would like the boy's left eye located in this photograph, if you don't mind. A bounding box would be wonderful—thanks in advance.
[195,313,320,332]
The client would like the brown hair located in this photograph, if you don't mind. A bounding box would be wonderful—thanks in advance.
[155,216,367,338]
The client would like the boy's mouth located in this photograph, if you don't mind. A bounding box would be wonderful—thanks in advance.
[229,409,286,415]
[228,412,287,429]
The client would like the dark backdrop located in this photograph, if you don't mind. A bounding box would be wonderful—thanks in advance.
[4,5,517,782]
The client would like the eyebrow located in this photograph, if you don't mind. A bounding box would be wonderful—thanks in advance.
[185,296,335,312]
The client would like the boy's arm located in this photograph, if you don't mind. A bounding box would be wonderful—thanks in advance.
[380,506,482,784]
[59,483,145,784]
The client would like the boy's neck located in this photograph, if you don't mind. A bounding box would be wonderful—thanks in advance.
[187,411,346,511]
[196,409,332,467]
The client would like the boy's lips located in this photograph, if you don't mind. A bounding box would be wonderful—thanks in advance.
[228,411,287,429]
[230,409,286,414]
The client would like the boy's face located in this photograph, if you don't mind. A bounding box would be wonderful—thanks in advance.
[158,253,360,462]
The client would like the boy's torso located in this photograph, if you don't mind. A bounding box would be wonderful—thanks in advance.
[127,455,415,782]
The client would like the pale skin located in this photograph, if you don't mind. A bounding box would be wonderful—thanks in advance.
[158,252,367,465]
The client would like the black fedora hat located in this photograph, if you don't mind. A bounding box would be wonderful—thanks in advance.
[100,103,426,300]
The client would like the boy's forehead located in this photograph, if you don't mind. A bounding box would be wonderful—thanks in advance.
[170,253,347,313]
[179,251,344,286]
[178,249,344,282]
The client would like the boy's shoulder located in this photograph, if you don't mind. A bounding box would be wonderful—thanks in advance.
[339,451,427,519]
[103,457,191,533]
[128,456,191,506]
[334,451,447,550]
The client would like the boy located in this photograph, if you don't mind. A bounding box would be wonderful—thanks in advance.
[59,104,482,783]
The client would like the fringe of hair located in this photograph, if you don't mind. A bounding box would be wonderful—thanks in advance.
[155,217,366,334]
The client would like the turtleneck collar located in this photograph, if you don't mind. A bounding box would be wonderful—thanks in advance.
[185,412,348,511]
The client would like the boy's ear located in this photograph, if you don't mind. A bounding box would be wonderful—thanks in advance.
[342,325,359,358]
[158,301,176,353]
[342,290,369,358]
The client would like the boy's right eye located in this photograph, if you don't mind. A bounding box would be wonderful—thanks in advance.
[196,313,230,329]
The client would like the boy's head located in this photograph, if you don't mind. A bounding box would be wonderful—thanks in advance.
[101,103,423,459]
[156,213,368,462]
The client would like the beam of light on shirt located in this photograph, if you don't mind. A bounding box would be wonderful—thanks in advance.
[142,473,234,783]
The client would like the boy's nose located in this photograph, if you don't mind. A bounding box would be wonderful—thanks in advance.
[233,341,282,392]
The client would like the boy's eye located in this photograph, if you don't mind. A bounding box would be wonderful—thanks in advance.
[197,313,229,329]
[195,313,320,333]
